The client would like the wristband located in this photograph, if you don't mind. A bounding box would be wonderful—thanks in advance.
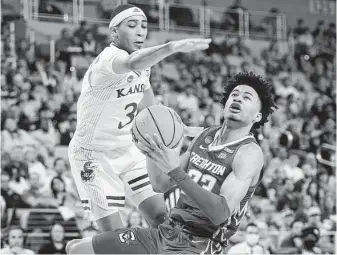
[168,167,189,185]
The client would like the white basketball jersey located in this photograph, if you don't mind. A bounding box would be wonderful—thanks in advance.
[74,44,151,151]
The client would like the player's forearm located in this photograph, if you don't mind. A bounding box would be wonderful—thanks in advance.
[168,167,230,226]
[146,157,176,193]
[127,43,173,71]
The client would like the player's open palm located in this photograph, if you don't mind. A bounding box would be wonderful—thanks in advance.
[170,38,212,53]
[136,133,183,174]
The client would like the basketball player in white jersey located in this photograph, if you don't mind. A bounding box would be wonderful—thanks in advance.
[68,3,211,232]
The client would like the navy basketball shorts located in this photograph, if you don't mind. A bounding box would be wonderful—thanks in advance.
[92,219,209,254]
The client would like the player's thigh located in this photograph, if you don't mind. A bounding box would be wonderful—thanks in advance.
[92,228,157,254]
[68,144,126,224]
[121,159,167,225]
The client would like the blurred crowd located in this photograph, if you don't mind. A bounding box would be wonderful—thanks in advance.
[1,1,336,254]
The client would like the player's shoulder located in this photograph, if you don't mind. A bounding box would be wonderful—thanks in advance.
[236,142,263,162]
[233,141,264,174]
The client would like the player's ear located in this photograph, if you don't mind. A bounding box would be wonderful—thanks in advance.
[110,27,118,38]
[254,112,262,123]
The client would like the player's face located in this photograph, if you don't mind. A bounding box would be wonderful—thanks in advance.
[223,85,262,128]
[116,15,148,53]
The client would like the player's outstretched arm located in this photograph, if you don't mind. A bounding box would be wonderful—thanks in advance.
[112,38,211,74]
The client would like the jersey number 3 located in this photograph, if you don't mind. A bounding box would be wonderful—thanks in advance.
[118,102,137,129]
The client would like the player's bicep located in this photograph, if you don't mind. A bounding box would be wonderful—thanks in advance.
[219,144,263,213]
[219,171,254,214]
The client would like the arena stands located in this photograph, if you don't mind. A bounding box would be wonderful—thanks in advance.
[1,0,336,254]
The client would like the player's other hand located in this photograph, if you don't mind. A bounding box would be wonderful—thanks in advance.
[170,38,212,53]
[136,133,183,174]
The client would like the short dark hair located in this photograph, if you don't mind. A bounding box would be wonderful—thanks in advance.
[111,4,137,21]
[220,72,277,129]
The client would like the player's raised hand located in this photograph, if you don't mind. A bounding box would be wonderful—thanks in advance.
[137,133,183,174]
[170,38,212,53]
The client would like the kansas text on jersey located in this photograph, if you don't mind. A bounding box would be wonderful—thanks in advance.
[74,44,151,151]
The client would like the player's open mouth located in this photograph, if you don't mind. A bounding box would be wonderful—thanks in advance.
[134,42,144,46]
[229,103,241,113]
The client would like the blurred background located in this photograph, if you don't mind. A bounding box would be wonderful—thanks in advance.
[0,0,336,254]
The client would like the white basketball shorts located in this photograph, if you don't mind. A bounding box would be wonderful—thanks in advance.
[68,139,157,221]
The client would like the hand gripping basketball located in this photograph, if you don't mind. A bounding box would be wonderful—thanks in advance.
[136,133,182,174]
[170,38,212,53]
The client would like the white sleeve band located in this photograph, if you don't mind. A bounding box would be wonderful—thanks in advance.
[109,7,146,29]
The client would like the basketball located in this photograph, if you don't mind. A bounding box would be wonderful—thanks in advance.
[131,105,184,149]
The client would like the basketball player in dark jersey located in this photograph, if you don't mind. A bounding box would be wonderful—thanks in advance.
[66,72,276,254]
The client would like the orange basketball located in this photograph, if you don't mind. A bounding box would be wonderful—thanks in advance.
[131,105,184,149]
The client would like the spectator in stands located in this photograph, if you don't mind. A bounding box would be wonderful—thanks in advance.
[1,170,27,208]
[300,226,321,254]
[227,223,266,254]
[126,209,145,228]
[295,194,313,222]
[307,207,322,228]
[312,20,325,43]
[324,23,336,50]
[6,157,30,195]
[276,179,300,212]
[21,172,57,208]
[177,84,199,115]
[59,117,76,146]
[294,163,316,193]
[50,176,67,206]
[23,147,47,183]
[73,21,88,41]
[306,181,320,206]
[38,223,66,254]
[1,118,37,154]
[0,226,34,254]
[55,29,72,54]
[280,220,304,252]
[43,158,73,195]
[81,31,100,57]
[293,19,307,38]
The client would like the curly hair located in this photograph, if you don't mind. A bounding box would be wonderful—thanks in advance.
[220,72,277,129]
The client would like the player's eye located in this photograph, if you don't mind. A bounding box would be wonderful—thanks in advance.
[231,93,238,97]
[128,25,136,28]
[244,96,251,100]
[142,25,147,29]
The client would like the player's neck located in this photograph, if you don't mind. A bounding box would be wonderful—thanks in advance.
[216,122,251,145]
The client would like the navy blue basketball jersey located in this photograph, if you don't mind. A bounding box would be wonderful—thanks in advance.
[169,126,263,253]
